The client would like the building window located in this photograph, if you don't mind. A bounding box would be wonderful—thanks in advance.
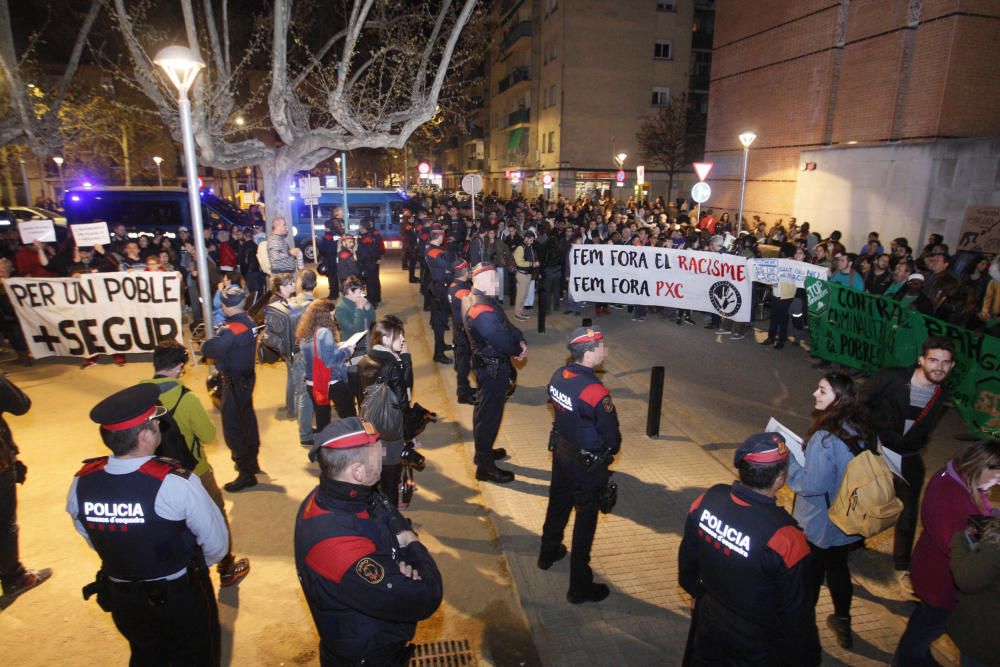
[656,1,676,11]
[654,41,672,60]
[548,84,557,107]
[545,0,558,16]
[549,42,558,62]
[548,131,556,153]
[651,87,670,106]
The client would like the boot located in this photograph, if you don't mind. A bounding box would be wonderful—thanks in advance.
[826,614,852,649]
[537,544,568,570]
[224,473,258,492]
[567,582,610,604]
[475,466,514,484]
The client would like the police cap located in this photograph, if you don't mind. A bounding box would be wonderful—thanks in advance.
[308,417,381,462]
[453,259,470,272]
[733,432,788,467]
[471,262,495,278]
[90,384,167,431]
[567,326,604,350]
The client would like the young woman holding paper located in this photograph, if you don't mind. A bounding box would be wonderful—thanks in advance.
[787,372,874,650]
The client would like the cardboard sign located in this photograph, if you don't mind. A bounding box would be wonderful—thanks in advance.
[569,245,753,321]
[3,272,183,358]
[957,205,1000,254]
[17,219,56,244]
[70,221,111,247]
[748,257,828,288]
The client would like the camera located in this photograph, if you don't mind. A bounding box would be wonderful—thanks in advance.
[400,444,426,470]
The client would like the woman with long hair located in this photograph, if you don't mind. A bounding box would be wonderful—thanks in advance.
[357,316,421,506]
[894,439,1000,665]
[296,299,356,433]
[787,372,874,649]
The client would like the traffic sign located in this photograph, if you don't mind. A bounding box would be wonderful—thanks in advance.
[636,165,645,184]
[418,162,430,176]
[691,181,711,203]
[693,162,713,182]
[461,173,483,195]
[616,170,625,183]
[299,176,321,199]
[542,173,553,186]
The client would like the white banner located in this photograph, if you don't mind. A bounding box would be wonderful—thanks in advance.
[569,246,753,322]
[4,272,184,358]
[747,258,828,288]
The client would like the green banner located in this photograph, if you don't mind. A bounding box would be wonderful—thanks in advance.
[805,277,1000,438]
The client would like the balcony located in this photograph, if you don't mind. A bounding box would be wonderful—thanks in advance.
[691,29,714,51]
[498,66,530,93]
[501,21,532,52]
[506,108,530,127]
[465,159,485,172]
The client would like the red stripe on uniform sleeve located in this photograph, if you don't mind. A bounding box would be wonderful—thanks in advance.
[305,536,376,584]
[579,383,609,407]
[468,304,495,319]
[688,492,705,514]
[767,525,810,569]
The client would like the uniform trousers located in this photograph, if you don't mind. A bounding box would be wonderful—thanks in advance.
[690,595,776,666]
[429,285,449,357]
[472,362,510,468]
[361,264,381,307]
[320,254,339,300]
[453,334,473,397]
[108,568,220,667]
[220,372,260,475]
[0,468,24,592]
[540,452,608,592]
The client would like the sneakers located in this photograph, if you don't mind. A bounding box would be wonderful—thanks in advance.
[515,314,530,321]
[219,557,251,588]
[0,568,52,609]
[773,341,785,350]
[537,544,568,570]
[826,614,853,649]
[730,332,745,340]
[896,570,916,598]
[683,317,696,326]
[714,328,730,334]
[567,582,610,604]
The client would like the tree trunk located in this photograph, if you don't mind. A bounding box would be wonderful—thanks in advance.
[666,171,675,206]
[259,156,293,234]
[0,148,15,206]
[121,124,131,186]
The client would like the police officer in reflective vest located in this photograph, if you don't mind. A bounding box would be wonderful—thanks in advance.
[539,326,620,604]
[201,286,261,492]
[448,259,476,405]
[357,218,384,308]
[67,383,229,666]
[461,262,525,484]
[424,226,454,364]
[679,433,821,666]
[296,418,443,666]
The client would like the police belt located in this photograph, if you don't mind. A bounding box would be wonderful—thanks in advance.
[472,354,508,369]
[551,433,613,470]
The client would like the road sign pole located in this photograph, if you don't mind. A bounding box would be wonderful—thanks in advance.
[310,203,317,265]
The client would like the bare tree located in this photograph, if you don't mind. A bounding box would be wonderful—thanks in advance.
[110,0,479,226]
[637,92,688,204]
[0,0,102,155]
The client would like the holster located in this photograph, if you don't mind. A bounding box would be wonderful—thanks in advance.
[597,480,618,514]
[82,570,112,613]
[552,433,614,473]
[473,355,501,378]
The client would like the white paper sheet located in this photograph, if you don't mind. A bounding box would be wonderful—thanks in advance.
[878,442,905,480]
[765,417,805,466]
[339,330,367,349]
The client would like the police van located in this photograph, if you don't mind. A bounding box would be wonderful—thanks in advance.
[289,187,408,258]
[64,186,253,238]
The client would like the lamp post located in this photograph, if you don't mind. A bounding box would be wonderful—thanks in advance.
[52,156,65,200]
[736,131,757,236]
[154,45,214,339]
[336,154,348,226]
[152,156,164,187]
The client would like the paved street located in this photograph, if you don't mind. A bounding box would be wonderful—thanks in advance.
[0,261,970,665]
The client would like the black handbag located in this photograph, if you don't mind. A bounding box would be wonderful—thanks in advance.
[361,380,403,441]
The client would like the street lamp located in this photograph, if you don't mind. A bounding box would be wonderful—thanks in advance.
[154,45,214,338]
[335,154,348,221]
[615,152,627,167]
[52,156,65,199]
[736,131,757,235]
[152,156,164,187]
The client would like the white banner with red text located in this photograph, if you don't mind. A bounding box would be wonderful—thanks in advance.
[568,246,753,321]
[4,272,184,358]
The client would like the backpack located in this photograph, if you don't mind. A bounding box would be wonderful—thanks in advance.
[256,240,271,275]
[361,379,403,441]
[154,385,199,471]
[258,300,292,364]
[827,442,902,538]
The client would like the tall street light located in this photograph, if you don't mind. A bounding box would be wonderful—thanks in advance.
[736,131,757,236]
[152,156,164,187]
[335,154,348,225]
[52,156,65,199]
[154,45,214,338]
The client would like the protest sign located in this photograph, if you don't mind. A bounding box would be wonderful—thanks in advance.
[956,206,1000,254]
[71,221,111,247]
[568,245,752,321]
[748,258,828,288]
[17,219,56,244]
[4,272,184,359]
[806,277,1000,438]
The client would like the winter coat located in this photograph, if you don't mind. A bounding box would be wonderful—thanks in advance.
[357,346,415,462]
[947,520,1000,664]
[143,376,216,477]
[0,374,29,474]
[299,327,351,385]
[334,298,376,341]
[861,366,948,456]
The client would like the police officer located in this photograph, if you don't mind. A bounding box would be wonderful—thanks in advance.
[461,262,525,484]
[201,286,261,492]
[415,214,432,310]
[336,234,361,292]
[539,326,620,604]
[67,383,228,666]
[357,218,384,308]
[400,206,419,281]
[296,418,443,666]
[679,433,820,666]
[448,259,476,405]
[445,204,465,258]
[424,226,454,364]
[318,213,343,300]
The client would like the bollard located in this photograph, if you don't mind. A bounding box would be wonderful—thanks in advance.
[537,284,547,333]
[647,366,665,437]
